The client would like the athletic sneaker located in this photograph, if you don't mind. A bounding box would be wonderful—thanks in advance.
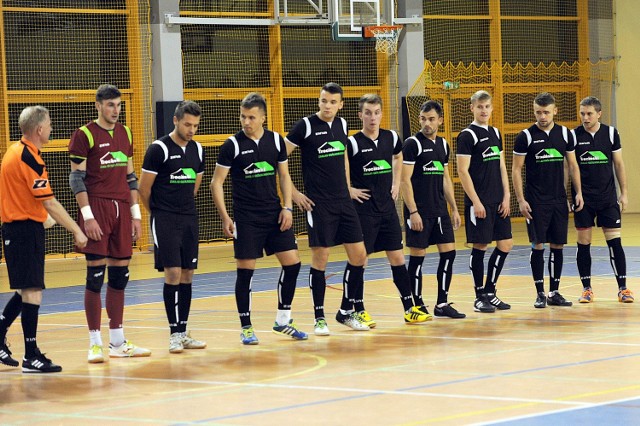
[578,288,594,303]
[487,293,511,310]
[314,318,330,336]
[356,311,377,328]
[87,344,105,363]
[534,292,547,308]
[618,288,635,303]
[0,339,19,367]
[240,326,259,345]
[404,306,432,323]
[547,292,573,307]
[272,319,308,340]
[434,303,466,319]
[335,311,370,331]
[182,331,207,349]
[417,305,430,315]
[169,332,184,353]
[109,340,152,358]
[22,349,62,373]
[473,294,496,313]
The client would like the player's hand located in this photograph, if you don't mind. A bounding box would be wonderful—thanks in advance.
[518,199,532,220]
[131,218,142,242]
[293,191,315,212]
[409,212,424,232]
[222,217,235,239]
[83,218,103,241]
[74,229,88,249]
[451,210,461,230]
[618,193,628,212]
[573,193,584,212]
[390,183,400,201]
[278,208,293,232]
[472,201,486,219]
[349,187,370,203]
[499,196,511,218]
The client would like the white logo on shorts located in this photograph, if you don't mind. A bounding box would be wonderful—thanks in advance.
[4,240,9,246]
[192,258,198,263]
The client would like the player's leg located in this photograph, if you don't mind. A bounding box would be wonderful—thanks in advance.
[272,248,307,340]
[546,203,572,307]
[466,204,496,313]
[576,224,594,303]
[162,266,183,353]
[485,210,513,310]
[527,203,548,308]
[0,224,23,366]
[434,242,465,319]
[177,215,205,348]
[336,242,369,331]
[386,249,430,323]
[600,202,633,302]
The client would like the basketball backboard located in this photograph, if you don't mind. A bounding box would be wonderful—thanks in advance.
[330,0,394,41]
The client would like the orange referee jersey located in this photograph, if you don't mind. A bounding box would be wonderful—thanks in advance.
[0,137,54,223]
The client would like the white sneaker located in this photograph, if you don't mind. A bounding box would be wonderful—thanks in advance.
[88,344,104,364]
[169,333,184,354]
[314,318,330,336]
[336,311,370,331]
[109,340,151,358]
[181,331,206,349]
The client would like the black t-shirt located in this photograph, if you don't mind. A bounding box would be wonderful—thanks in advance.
[513,123,575,204]
[403,132,449,218]
[286,114,350,203]
[456,124,504,206]
[347,129,401,216]
[141,134,205,215]
[216,130,287,223]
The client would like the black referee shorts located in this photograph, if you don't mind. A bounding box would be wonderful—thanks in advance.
[2,221,46,290]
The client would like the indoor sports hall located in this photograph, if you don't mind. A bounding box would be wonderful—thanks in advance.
[1,1,640,424]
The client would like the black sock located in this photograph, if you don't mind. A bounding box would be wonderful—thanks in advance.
[549,248,563,293]
[437,250,456,305]
[21,302,39,359]
[407,255,425,306]
[606,238,627,289]
[531,248,545,293]
[347,263,365,312]
[309,267,326,319]
[235,268,254,327]
[576,243,592,289]
[485,248,508,294]
[278,263,300,310]
[340,263,353,311]
[470,248,486,297]
[163,284,180,334]
[391,264,414,311]
[178,283,192,333]
[0,292,22,342]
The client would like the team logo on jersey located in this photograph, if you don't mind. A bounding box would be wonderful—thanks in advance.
[481,146,501,161]
[422,161,444,175]
[362,160,392,175]
[32,179,48,189]
[317,141,345,158]
[99,151,128,168]
[170,168,197,183]
[535,148,564,163]
[243,161,275,179]
[579,150,608,164]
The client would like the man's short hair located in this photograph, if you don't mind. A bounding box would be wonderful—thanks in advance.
[470,90,492,104]
[174,100,202,120]
[18,105,49,134]
[420,100,443,117]
[240,92,267,114]
[358,94,382,111]
[580,96,602,112]
[321,82,343,99]
[96,84,122,102]
[534,92,556,107]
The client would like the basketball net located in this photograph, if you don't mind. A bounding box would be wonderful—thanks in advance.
[370,26,402,56]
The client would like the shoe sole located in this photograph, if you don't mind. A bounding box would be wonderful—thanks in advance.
[109,352,152,358]
[492,305,511,310]
[272,330,309,340]
[578,299,592,303]
[183,344,207,349]
[0,359,19,367]
[22,367,62,373]
[88,357,105,364]
[473,308,496,313]
[242,340,259,345]
[434,314,466,319]
[547,303,573,307]
[314,330,330,336]
[169,348,184,354]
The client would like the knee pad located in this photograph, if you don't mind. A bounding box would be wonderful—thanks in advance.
[107,266,129,290]
[86,265,106,293]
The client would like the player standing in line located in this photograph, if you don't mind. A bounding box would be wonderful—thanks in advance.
[139,101,207,353]
[69,84,151,363]
[571,96,633,303]
[456,90,513,313]
[285,82,370,335]
[401,100,466,319]
[211,92,308,345]
[346,94,431,325]
[512,92,583,308]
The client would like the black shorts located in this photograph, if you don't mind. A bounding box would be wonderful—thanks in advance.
[306,201,364,247]
[2,221,45,290]
[360,211,403,254]
[526,202,568,244]
[405,213,455,248]
[464,203,512,244]
[152,211,199,271]
[234,219,297,259]
[574,199,621,229]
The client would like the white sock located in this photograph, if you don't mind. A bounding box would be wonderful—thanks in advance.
[275,309,291,326]
[89,330,102,347]
[109,328,125,347]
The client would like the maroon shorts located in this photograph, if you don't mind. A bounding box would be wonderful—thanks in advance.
[77,197,133,259]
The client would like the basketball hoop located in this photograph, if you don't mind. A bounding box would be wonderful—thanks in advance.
[363,25,403,56]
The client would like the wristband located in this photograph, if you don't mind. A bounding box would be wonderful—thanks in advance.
[81,205,95,221]
[283,207,293,212]
[130,203,142,220]
[409,210,419,216]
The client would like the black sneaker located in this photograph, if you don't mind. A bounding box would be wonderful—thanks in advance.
[22,349,62,373]
[0,338,19,367]
[547,292,573,307]
[417,305,430,315]
[534,292,547,308]
[434,303,466,319]
[474,295,496,313]
[487,293,511,310]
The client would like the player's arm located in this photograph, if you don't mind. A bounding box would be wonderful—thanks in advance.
[126,158,142,242]
[69,159,103,241]
[456,155,486,219]
[210,165,234,238]
[138,170,156,213]
[284,137,315,211]
[612,150,628,211]
[194,173,204,197]
[498,152,511,218]
[400,163,422,232]
[511,154,531,219]
[346,148,370,203]
[277,161,294,231]
[391,152,402,200]
[443,166,461,230]
[43,197,88,249]
[566,151,583,211]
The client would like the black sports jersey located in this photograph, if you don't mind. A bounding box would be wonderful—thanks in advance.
[571,124,620,203]
[286,114,350,203]
[141,134,204,215]
[513,123,575,204]
[216,130,287,223]
[456,124,504,206]
[347,129,401,216]
[403,132,450,218]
